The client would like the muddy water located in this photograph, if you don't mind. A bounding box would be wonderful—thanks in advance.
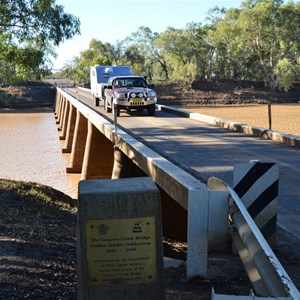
[0,110,80,199]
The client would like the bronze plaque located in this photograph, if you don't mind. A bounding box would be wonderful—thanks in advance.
[85,217,157,286]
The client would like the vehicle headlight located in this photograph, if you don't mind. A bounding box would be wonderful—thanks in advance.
[116,93,126,98]
[147,91,156,97]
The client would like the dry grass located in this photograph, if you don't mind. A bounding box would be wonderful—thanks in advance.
[183,104,300,136]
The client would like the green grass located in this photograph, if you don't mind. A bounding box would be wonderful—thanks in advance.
[0,178,76,209]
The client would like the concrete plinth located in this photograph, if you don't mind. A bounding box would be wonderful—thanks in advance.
[77,177,165,300]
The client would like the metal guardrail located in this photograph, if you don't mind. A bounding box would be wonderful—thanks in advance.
[208,177,300,299]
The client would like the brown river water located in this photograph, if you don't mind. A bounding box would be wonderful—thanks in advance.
[0,110,80,199]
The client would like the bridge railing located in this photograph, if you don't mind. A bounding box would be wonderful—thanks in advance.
[208,176,300,299]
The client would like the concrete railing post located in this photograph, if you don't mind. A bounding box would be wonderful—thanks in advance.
[187,188,209,279]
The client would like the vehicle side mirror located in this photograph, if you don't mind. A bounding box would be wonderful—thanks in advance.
[148,84,154,89]
[107,85,112,89]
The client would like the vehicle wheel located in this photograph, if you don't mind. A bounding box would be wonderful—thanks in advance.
[94,96,100,106]
[147,104,156,116]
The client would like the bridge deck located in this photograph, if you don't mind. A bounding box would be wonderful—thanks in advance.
[64,86,300,239]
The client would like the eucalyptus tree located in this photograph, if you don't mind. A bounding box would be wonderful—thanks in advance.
[0,0,80,83]
[86,39,112,66]
[0,0,80,45]
[128,26,169,80]
[185,22,214,80]
[123,44,147,76]
[237,0,300,90]
[155,26,200,86]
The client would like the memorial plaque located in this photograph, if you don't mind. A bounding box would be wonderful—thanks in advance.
[77,177,165,300]
[86,217,157,285]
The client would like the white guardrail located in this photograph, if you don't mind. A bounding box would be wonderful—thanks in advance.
[208,176,300,300]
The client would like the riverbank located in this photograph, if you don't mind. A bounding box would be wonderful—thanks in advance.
[0,81,55,109]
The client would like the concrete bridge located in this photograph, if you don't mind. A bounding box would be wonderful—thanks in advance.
[54,85,300,296]
[55,86,214,278]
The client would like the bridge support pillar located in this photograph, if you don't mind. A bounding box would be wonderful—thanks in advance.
[57,96,66,130]
[81,121,114,180]
[56,94,64,124]
[159,187,188,241]
[67,110,88,173]
[59,100,70,140]
[62,104,76,153]
[112,146,188,240]
[112,146,147,179]
[54,92,62,118]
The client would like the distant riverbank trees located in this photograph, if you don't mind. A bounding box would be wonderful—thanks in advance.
[0,0,80,84]
[63,0,300,91]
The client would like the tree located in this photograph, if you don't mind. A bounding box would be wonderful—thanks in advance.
[0,0,80,45]
[129,26,169,80]
[155,26,201,86]
[0,0,80,83]
[237,0,300,90]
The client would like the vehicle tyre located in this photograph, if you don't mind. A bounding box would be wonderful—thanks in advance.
[147,104,156,116]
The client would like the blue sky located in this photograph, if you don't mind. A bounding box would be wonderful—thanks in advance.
[53,0,244,69]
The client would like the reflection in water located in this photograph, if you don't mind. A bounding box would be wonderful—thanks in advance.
[0,111,80,199]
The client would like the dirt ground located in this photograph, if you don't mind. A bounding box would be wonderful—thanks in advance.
[1,81,300,299]
[1,179,300,299]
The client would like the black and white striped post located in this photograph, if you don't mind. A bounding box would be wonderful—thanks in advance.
[233,161,279,249]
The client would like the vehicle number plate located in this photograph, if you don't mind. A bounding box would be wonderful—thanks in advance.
[133,98,143,102]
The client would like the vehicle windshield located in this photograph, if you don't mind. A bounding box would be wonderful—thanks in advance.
[114,78,147,88]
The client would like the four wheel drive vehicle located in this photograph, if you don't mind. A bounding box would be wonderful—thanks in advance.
[90,65,132,106]
[104,76,157,116]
